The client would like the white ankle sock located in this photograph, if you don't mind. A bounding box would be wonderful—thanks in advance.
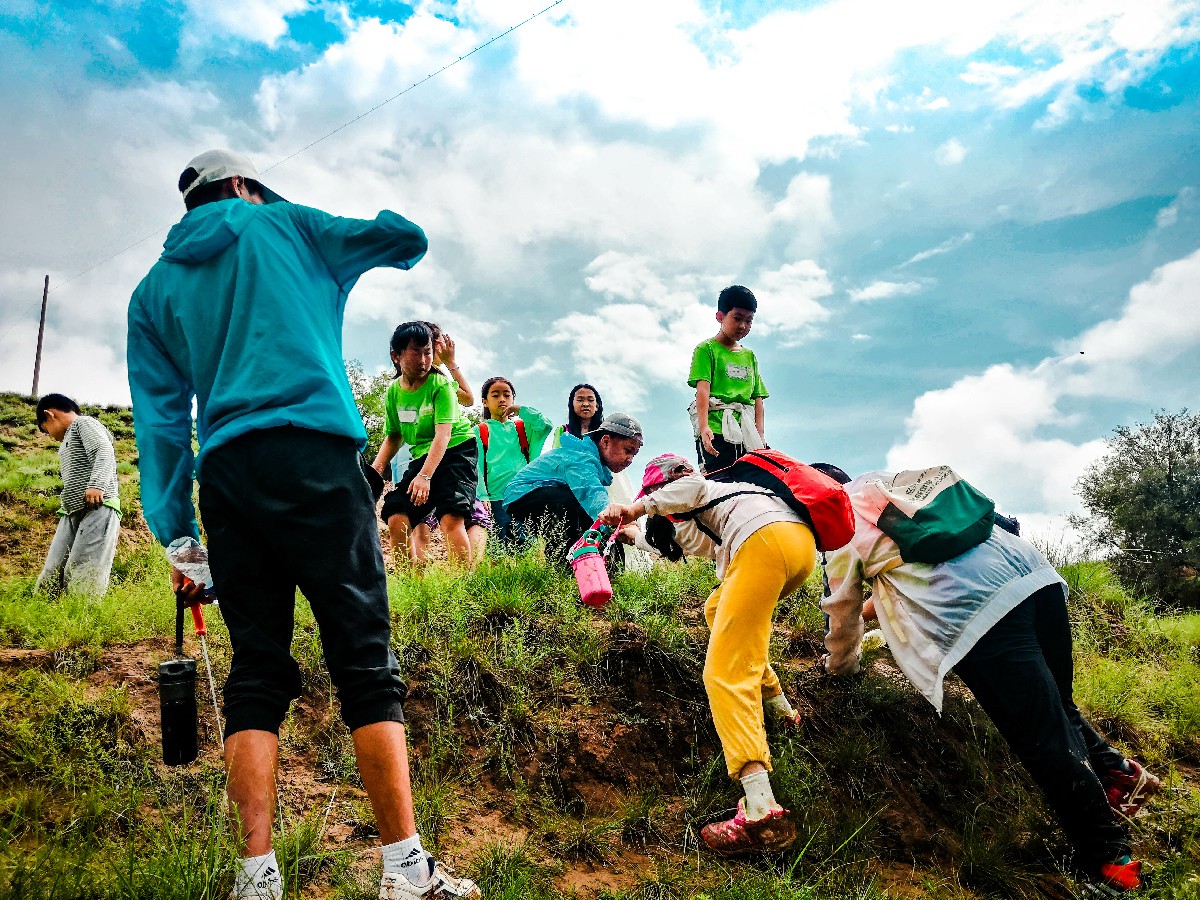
[234,850,282,899]
[740,770,778,821]
[763,693,795,718]
[382,834,432,886]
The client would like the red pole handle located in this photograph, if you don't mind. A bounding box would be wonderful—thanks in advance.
[189,602,207,636]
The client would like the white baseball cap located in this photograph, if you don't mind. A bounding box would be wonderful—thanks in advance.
[180,149,287,204]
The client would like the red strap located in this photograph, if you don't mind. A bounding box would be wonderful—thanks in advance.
[479,422,491,493]
[515,419,530,461]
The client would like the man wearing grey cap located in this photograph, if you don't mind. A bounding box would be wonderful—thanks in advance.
[503,411,644,560]
[127,150,480,900]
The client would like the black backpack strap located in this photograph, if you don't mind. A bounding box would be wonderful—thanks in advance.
[673,490,773,546]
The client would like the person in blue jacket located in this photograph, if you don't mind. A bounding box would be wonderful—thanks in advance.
[503,411,643,562]
[126,149,480,900]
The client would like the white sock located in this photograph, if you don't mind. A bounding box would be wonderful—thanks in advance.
[382,834,432,886]
[740,770,778,821]
[763,693,795,718]
[234,851,282,899]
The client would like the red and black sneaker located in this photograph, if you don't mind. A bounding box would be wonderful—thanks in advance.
[1097,858,1142,894]
[1102,760,1163,818]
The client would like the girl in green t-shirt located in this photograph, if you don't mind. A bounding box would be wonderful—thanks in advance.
[372,321,479,567]
[477,376,553,544]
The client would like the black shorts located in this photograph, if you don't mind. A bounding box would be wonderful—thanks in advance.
[381,439,479,524]
[199,426,407,737]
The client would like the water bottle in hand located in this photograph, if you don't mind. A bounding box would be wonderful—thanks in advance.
[166,537,216,600]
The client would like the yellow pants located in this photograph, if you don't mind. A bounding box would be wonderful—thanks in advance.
[704,520,816,779]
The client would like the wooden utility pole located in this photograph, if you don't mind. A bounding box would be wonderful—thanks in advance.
[31,275,48,397]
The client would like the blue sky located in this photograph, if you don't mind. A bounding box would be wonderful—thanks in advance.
[1,0,1198,537]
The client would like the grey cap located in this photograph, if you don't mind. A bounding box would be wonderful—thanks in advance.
[596,412,643,440]
[180,149,287,204]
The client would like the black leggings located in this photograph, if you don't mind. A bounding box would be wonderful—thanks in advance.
[953,585,1128,871]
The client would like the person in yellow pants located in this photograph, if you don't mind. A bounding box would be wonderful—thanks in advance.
[602,453,816,856]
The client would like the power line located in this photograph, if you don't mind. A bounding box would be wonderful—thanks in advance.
[39,0,567,298]
[261,0,566,177]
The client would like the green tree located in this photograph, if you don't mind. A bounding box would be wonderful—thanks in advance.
[1074,409,1200,606]
[346,360,394,462]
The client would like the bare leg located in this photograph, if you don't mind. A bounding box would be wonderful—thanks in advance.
[467,525,487,566]
[225,729,279,857]
[739,760,769,779]
[440,515,472,566]
[410,523,433,564]
[352,721,417,844]
[387,514,414,565]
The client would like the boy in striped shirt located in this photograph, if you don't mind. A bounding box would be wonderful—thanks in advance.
[34,393,121,597]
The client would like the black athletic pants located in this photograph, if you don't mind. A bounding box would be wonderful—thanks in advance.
[696,434,742,473]
[200,426,406,738]
[507,483,593,562]
[953,584,1129,872]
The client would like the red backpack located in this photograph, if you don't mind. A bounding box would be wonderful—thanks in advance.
[676,449,855,552]
[478,418,530,495]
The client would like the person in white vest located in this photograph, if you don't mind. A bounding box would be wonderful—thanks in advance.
[822,467,1159,896]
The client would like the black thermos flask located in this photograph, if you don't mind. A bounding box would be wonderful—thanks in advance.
[159,601,199,765]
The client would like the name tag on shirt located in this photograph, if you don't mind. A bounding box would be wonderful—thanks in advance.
[725,363,750,380]
[397,409,419,424]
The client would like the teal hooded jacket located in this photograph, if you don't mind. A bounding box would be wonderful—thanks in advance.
[127,198,426,545]
[502,432,613,519]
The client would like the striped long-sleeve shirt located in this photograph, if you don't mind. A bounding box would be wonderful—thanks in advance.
[58,416,121,516]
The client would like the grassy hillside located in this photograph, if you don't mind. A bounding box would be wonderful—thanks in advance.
[0,392,1198,899]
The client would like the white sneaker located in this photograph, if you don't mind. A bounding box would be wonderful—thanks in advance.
[380,858,481,899]
[229,888,282,900]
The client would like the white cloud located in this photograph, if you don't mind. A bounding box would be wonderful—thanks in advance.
[885,247,1200,520]
[848,280,924,303]
[770,172,836,258]
[745,261,835,346]
[934,138,968,165]
[548,253,835,409]
[0,321,132,406]
[514,355,556,379]
[901,232,975,267]
[1155,186,1194,229]
[182,0,311,48]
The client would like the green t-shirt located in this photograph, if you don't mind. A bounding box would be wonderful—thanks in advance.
[688,338,768,434]
[475,406,554,501]
[384,372,476,459]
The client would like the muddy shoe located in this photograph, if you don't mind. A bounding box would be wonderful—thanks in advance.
[1102,760,1162,818]
[380,858,481,899]
[700,799,796,856]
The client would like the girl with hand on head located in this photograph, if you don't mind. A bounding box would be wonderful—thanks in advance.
[373,321,479,567]
[425,321,473,406]
[546,383,603,451]
[476,376,553,545]
[601,453,816,857]
[406,321,490,560]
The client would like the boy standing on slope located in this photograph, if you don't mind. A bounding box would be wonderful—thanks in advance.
[34,393,122,598]
[689,285,768,472]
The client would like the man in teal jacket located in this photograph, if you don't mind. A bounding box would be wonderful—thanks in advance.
[504,412,643,560]
[127,150,479,900]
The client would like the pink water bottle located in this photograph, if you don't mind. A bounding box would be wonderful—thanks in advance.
[570,522,615,607]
